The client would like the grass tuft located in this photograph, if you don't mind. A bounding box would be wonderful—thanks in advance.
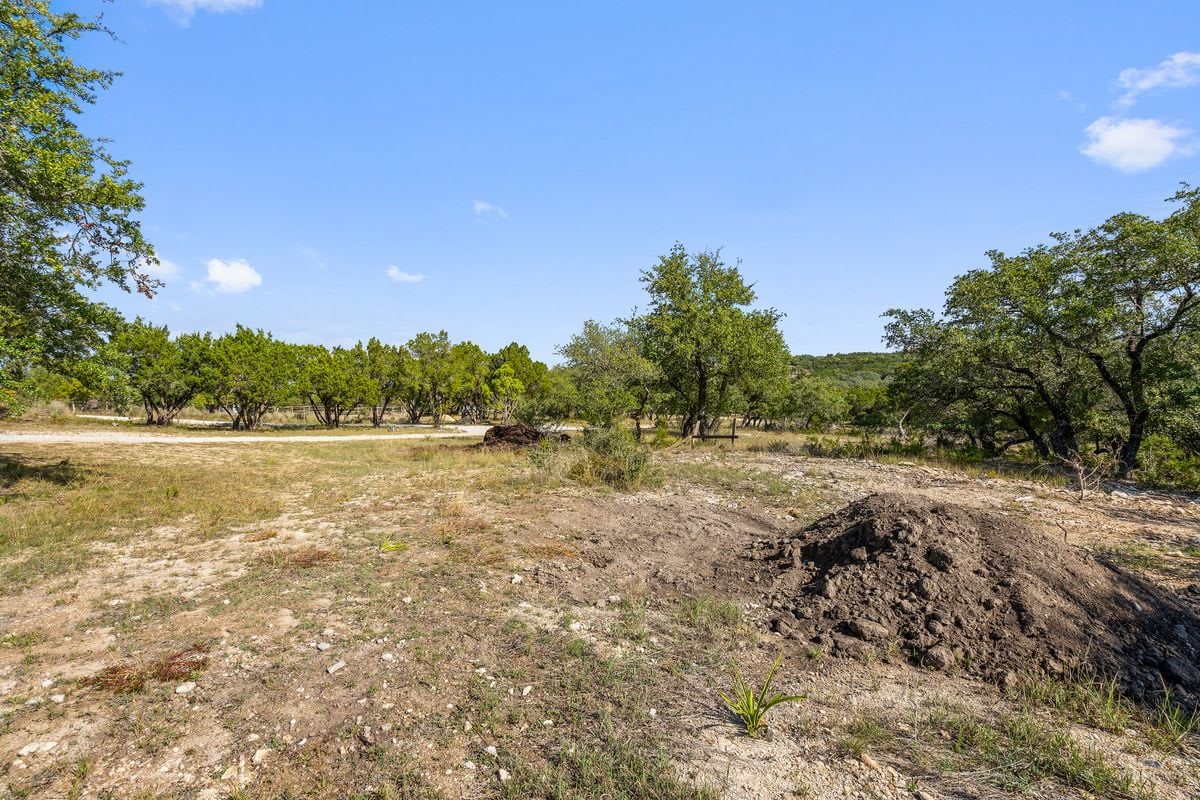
[85,643,209,694]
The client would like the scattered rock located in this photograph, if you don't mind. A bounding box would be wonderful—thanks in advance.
[757,493,1200,706]
[174,682,196,695]
[327,661,346,675]
[252,748,271,766]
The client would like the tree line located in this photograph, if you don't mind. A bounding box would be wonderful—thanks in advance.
[65,322,560,430]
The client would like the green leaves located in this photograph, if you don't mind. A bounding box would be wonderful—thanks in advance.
[718,654,805,738]
[1,1,156,403]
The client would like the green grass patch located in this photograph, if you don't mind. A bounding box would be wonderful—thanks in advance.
[929,709,1154,799]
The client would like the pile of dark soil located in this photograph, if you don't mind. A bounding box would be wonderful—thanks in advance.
[481,423,569,448]
[759,493,1199,705]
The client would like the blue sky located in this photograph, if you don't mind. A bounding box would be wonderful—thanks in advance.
[70,0,1200,362]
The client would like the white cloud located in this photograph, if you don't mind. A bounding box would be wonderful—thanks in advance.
[385,266,426,284]
[1080,117,1190,172]
[204,257,262,293]
[473,200,508,219]
[1117,51,1200,108]
[141,257,182,281]
[149,0,262,23]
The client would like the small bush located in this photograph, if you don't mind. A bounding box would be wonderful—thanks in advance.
[569,427,658,490]
[531,427,659,490]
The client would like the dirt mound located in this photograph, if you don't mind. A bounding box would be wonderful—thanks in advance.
[759,493,1200,706]
[481,423,568,448]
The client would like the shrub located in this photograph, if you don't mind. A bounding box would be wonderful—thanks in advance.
[529,426,659,490]
[569,427,658,490]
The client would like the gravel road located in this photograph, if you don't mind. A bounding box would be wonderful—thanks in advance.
[0,425,495,445]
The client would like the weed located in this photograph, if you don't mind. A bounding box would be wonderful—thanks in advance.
[930,708,1154,799]
[677,596,741,636]
[719,654,805,738]
[1012,669,1134,733]
[85,643,209,694]
[380,539,409,553]
[0,630,45,649]
[1148,689,1199,754]
[839,717,892,757]
[495,718,717,800]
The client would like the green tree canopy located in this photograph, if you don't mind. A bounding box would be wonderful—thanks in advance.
[1,2,156,413]
[635,245,789,436]
[204,326,296,430]
[109,319,207,425]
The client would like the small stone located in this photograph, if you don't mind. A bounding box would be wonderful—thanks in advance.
[925,545,954,572]
[317,642,332,651]
[175,682,196,695]
[402,596,413,604]
[485,745,498,757]
[381,653,394,662]
[252,748,271,765]
[322,627,336,637]
[498,768,511,783]
[648,708,657,718]
[464,760,476,770]
[49,694,65,704]
[542,719,554,727]
[327,661,346,675]
[849,547,869,562]
[924,646,955,671]
[220,766,237,780]
[608,594,621,604]
[568,621,582,632]
[847,618,890,641]
[859,753,881,770]
[916,791,937,800]
[521,685,532,696]
[510,574,523,585]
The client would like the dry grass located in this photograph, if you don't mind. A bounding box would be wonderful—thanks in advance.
[85,643,210,694]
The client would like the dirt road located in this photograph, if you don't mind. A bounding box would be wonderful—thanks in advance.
[0,424,495,445]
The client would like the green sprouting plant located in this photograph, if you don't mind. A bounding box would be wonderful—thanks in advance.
[379,539,409,553]
[719,654,805,737]
[1149,688,1199,754]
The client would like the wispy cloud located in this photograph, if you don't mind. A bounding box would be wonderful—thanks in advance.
[1080,117,1191,172]
[202,257,263,293]
[473,200,508,219]
[148,0,262,24]
[1116,51,1200,109]
[385,266,426,284]
[298,246,327,270]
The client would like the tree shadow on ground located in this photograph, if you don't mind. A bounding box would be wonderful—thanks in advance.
[0,453,84,494]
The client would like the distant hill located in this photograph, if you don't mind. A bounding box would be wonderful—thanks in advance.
[790,351,904,388]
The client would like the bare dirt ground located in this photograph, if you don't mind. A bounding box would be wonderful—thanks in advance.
[1,436,1197,800]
